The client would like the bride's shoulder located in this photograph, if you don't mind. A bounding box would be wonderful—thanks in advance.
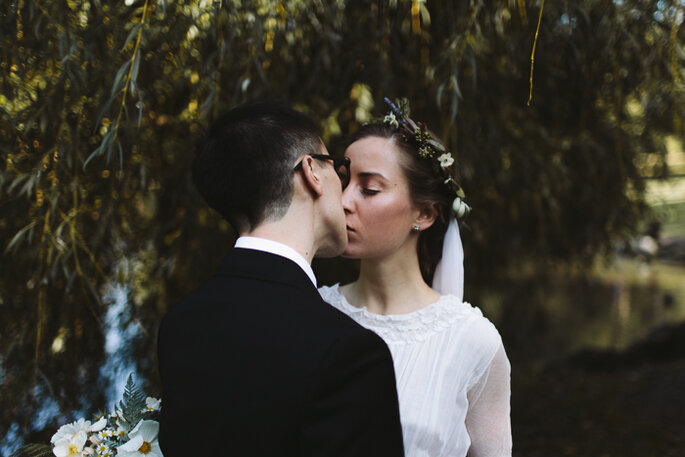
[318,283,344,304]
[441,296,503,345]
[436,295,485,320]
[318,282,339,294]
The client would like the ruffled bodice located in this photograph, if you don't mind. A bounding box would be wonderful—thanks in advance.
[320,285,484,344]
[318,284,512,457]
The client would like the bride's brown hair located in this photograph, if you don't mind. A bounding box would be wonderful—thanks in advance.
[346,123,454,284]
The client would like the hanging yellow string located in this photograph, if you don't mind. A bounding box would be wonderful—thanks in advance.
[411,0,421,35]
[527,0,545,106]
[16,0,24,40]
[518,0,528,26]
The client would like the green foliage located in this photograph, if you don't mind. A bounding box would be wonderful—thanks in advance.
[118,374,147,434]
[0,0,683,450]
[8,444,53,457]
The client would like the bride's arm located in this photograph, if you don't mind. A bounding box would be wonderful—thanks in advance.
[465,343,512,457]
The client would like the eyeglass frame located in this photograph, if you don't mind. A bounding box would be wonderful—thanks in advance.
[293,154,351,190]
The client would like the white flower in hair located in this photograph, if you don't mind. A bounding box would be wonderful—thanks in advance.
[383,112,399,127]
[438,153,454,168]
[452,197,471,219]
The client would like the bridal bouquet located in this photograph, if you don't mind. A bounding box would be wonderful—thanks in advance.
[12,375,163,457]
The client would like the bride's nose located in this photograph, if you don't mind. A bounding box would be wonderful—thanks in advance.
[341,184,354,213]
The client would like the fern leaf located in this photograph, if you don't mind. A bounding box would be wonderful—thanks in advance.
[118,373,146,430]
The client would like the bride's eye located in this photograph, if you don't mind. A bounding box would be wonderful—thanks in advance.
[362,188,380,196]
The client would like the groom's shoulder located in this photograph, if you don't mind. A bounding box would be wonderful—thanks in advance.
[159,262,374,345]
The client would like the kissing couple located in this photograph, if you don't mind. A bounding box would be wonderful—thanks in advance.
[158,100,511,457]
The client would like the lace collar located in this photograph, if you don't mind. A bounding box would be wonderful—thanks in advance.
[320,284,482,344]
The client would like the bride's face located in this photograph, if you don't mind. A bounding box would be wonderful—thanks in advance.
[342,136,420,259]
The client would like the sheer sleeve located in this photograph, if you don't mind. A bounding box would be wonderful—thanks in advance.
[465,343,512,457]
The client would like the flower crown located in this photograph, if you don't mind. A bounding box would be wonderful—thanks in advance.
[381,97,471,219]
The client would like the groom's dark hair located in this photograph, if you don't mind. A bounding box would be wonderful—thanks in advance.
[193,100,322,233]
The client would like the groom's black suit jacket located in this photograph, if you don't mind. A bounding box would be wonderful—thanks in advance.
[158,248,405,457]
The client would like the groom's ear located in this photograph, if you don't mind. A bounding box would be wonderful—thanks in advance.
[298,156,324,198]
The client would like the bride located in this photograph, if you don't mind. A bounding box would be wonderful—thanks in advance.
[319,99,512,457]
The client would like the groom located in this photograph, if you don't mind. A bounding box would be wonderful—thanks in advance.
[158,101,404,456]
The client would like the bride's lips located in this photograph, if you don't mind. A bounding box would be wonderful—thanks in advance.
[346,226,355,232]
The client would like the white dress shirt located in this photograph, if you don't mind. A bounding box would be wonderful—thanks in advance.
[234,236,317,287]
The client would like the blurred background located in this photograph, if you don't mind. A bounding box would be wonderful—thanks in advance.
[1,0,684,455]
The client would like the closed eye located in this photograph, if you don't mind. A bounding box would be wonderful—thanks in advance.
[361,188,380,196]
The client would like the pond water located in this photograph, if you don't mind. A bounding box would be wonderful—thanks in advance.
[495,256,685,456]
[483,195,685,365]
[474,257,685,365]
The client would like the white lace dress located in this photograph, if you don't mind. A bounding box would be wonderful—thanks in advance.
[319,284,512,457]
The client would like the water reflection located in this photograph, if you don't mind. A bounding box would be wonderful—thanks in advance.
[584,258,685,352]
[503,258,685,457]
[475,257,685,365]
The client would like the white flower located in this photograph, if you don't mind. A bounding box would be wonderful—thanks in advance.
[53,432,88,457]
[95,443,111,456]
[383,112,399,127]
[113,426,127,440]
[438,153,454,168]
[452,197,471,219]
[90,417,107,433]
[51,419,92,445]
[144,397,161,412]
[116,420,163,457]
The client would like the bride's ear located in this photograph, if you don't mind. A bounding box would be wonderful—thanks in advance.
[297,156,324,198]
[414,204,439,231]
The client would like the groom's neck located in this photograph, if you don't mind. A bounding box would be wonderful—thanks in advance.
[242,209,316,264]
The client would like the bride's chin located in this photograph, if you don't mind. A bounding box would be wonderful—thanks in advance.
[340,246,362,259]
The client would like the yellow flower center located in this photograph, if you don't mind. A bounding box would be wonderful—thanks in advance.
[138,441,152,454]
[68,444,79,456]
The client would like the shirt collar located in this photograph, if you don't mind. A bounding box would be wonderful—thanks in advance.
[234,236,317,287]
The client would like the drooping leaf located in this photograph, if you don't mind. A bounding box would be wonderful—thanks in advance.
[9,444,53,457]
[111,60,132,97]
[5,220,37,253]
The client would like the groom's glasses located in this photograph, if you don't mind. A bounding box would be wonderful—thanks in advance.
[294,154,351,190]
